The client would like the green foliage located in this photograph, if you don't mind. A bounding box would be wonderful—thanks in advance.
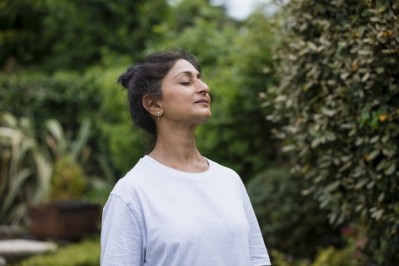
[271,224,368,266]
[247,167,341,259]
[0,70,116,181]
[0,0,170,70]
[49,155,87,201]
[271,243,366,266]
[0,110,109,226]
[270,250,310,266]
[44,118,92,200]
[45,119,91,162]
[205,12,281,178]
[84,65,151,176]
[0,112,52,225]
[1,0,281,181]
[16,238,100,266]
[0,71,101,129]
[312,246,365,266]
[264,0,399,263]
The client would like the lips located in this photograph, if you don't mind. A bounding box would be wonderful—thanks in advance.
[195,99,209,104]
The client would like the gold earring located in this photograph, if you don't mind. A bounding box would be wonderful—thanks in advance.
[157,112,161,121]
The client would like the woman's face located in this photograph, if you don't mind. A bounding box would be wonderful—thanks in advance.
[159,59,211,126]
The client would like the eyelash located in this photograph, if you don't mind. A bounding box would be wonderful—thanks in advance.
[180,81,192,86]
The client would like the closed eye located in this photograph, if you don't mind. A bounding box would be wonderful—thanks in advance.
[180,81,192,86]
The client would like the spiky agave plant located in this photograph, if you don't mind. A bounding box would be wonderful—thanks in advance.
[44,118,91,201]
[0,112,52,226]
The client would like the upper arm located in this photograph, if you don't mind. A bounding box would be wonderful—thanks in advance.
[101,194,145,266]
[234,174,272,265]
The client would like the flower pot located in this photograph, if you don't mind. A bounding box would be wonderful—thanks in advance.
[29,201,101,240]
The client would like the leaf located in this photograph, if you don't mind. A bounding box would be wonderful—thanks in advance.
[321,107,336,117]
[370,136,379,143]
[45,119,67,156]
[311,138,320,148]
[326,181,340,192]
[378,193,385,203]
[0,168,31,218]
[367,180,375,189]
[282,145,296,152]
[361,72,370,82]
[366,150,380,161]
[355,179,368,189]
[355,204,364,212]
[384,164,396,175]
[371,209,384,220]
[325,132,336,141]
[71,119,91,161]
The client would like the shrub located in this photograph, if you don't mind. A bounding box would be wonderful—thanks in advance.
[264,0,399,263]
[312,245,366,266]
[49,155,87,201]
[16,238,100,266]
[270,249,309,266]
[247,167,341,259]
[0,71,100,128]
[0,70,118,181]
[0,112,51,225]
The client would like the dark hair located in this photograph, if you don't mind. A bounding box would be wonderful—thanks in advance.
[118,50,200,135]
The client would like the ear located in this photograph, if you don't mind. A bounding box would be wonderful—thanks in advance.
[142,94,162,117]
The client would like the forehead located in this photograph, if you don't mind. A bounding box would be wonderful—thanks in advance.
[167,59,198,77]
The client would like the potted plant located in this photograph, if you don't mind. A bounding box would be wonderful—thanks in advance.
[29,119,101,240]
[0,112,52,236]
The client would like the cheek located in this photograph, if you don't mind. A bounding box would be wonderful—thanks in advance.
[162,93,191,113]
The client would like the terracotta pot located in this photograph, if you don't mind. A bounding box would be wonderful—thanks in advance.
[29,201,101,240]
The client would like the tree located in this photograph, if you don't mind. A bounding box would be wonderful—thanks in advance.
[0,0,170,71]
[264,0,399,263]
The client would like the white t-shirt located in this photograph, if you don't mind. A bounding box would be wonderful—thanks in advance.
[101,156,271,266]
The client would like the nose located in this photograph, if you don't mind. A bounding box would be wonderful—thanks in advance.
[197,79,210,95]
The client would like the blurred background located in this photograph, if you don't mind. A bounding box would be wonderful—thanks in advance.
[0,0,398,265]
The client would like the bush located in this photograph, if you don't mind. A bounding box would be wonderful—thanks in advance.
[312,246,365,266]
[83,64,151,176]
[271,244,366,266]
[0,71,101,131]
[0,113,52,225]
[264,0,399,263]
[16,238,100,266]
[247,167,341,259]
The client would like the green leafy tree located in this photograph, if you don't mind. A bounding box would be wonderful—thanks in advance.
[264,0,399,263]
[0,0,170,71]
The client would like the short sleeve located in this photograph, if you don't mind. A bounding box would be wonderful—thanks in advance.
[101,194,145,266]
[237,176,272,266]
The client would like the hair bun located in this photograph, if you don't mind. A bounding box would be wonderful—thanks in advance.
[118,65,137,89]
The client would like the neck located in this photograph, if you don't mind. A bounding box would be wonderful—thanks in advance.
[149,124,208,172]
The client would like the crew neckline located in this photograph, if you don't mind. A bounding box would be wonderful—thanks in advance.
[142,155,213,179]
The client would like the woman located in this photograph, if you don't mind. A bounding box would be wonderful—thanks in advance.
[101,50,271,266]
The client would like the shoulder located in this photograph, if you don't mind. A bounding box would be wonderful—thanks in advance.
[207,158,243,185]
[208,159,239,176]
[110,157,155,201]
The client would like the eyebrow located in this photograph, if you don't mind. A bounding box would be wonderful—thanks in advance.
[174,71,201,80]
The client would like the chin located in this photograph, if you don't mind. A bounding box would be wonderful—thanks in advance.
[203,111,212,120]
[196,113,211,124]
